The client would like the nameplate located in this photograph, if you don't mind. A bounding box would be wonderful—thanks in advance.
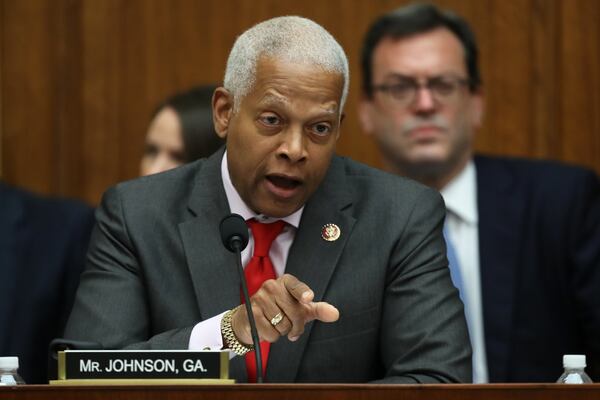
[57,350,229,380]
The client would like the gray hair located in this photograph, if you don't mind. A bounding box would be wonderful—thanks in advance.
[224,16,350,112]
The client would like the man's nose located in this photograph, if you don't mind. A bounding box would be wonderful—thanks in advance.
[412,86,437,114]
[277,127,307,163]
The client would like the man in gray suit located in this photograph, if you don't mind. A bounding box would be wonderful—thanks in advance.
[65,16,471,383]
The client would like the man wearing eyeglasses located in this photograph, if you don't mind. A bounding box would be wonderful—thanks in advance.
[358,3,600,383]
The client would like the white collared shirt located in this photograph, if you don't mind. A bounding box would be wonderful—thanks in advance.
[188,151,303,351]
[220,151,303,277]
[441,160,488,383]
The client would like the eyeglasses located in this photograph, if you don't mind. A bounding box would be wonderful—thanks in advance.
[371,75,471,106]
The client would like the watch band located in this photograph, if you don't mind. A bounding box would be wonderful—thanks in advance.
[221,307,254,356]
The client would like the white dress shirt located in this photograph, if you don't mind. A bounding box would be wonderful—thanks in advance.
[441,160,489,383]
[188,151,303,351]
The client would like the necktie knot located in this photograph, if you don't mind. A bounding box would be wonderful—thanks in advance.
[247,219,286,257]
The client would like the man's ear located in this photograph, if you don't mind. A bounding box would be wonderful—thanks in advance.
[358,97,375,135]
[212,87,234,139]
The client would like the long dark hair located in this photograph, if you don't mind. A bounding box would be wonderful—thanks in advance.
[152,84,224,162]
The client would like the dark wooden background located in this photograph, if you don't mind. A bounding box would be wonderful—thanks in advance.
[1,0,599,205]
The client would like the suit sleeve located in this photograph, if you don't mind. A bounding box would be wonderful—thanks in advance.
[373,187,472,383]
[570,171,600,381]
[63,186,194,349]
[57,205,96,334]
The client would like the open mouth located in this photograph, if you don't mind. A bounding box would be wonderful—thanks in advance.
[265,175,302,198]
[267,175,301,189]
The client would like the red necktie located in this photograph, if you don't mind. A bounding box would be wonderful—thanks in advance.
[244,219,286,383]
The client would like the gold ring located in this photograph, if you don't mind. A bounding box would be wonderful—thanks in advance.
[270,312,284,327]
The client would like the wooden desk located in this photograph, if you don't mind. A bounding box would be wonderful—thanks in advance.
[1,384,599,400]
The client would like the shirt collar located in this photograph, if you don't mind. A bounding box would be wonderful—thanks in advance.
[440,160,478,225]
[221,150,303,228]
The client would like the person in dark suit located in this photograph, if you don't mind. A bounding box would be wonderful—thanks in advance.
[140,85,224,176]
[64,16,471,383]
[0,182,95,383]
[358,3,600,382]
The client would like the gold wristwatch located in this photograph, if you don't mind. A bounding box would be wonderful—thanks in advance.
[221,307,254,356]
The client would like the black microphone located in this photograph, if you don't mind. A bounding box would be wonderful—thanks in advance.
[219,213,263,383]
[220,213,249,253]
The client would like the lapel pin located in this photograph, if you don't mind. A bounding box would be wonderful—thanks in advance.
[321,223,341,242]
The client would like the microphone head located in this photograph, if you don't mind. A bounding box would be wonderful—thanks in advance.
[219,214,249,252]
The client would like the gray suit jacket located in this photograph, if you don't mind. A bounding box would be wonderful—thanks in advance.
[64,150,471,383]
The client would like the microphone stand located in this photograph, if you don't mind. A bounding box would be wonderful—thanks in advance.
[231,239,263,383]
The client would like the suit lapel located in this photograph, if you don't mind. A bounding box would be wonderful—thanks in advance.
[177,151,242,326]
[177,150,249,381]
[475,156,525,382]
[265,156,355,383]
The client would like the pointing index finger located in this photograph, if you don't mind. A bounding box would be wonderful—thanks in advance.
[282,274,313,304]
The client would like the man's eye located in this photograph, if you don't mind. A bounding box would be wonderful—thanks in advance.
[389,83,415,98]
[259,114,281,125]
[430,80,456,96]
[312,123,332,136]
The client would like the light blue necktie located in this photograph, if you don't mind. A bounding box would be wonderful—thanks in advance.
[443,224,479,382]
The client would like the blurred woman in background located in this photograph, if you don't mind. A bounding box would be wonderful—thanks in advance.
[140,84,224,176]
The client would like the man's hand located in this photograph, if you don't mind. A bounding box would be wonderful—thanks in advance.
[231,274,339,345]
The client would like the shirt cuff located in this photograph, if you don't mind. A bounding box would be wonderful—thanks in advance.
[188,311,228,351]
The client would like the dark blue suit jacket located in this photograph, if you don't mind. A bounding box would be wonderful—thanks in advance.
[475,155,600,382]
[0,182,95,383]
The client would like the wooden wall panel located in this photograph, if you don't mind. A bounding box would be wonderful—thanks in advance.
[56,0,86,199]
[2,1,62,194]
[530,0,560,159]
[559,0,600,166]
[490,0,537,155]
[1,0,599,205]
